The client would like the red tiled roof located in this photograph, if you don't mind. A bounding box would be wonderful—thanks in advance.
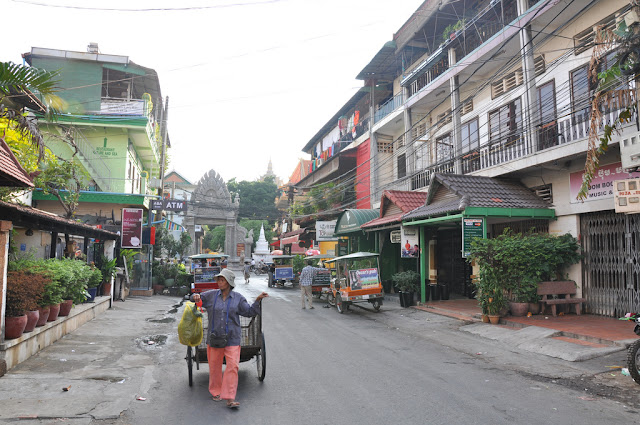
[0,137,34,188]
[383,190,427,212]
[361,213,403,229]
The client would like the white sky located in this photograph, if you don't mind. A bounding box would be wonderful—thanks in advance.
[2,0,423,185]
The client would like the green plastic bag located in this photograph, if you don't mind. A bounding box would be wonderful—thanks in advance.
[178,302,203,347]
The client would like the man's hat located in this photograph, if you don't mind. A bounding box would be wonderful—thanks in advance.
[218,269,236,288]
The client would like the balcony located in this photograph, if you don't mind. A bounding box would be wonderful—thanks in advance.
[374,92,404,124]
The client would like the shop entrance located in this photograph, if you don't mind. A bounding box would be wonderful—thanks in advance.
[435,228,474,299]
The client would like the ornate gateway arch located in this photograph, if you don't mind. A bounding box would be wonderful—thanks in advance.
[182,170,252,266]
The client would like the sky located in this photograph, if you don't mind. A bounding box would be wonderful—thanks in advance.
[1,0,424,185]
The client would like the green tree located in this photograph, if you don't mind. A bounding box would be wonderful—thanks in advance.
[203,226,226,252]
[239,219,275,250]
[289,182,345,219]
[227,176,280,220]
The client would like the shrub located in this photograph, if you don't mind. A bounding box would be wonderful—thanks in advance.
[392,270,420,293]
[5,271,47,316]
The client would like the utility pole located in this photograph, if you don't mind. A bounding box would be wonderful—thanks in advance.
[158,96,169,199]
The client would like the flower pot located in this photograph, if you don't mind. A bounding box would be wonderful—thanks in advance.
[5,315,28,339]
[529,302,540,315]
[24,310,39,332]
[36,306,50,326]
[47,303,61,322]
[102,282,112,297]
[481,314,489,323]
[59,299,73,316]
[153,284,165,295]
[488,315,501,324]
[400,291,414,307]
[509,302,529,317]
[438,283,450,300]
[85,287,97,303]
[429,284,440,301]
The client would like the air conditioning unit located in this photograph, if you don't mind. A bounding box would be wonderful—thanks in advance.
[619,134,640,171]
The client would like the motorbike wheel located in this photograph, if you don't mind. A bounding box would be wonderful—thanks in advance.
[254,268,262,276]
[336,294,345,314]
[327,292,336,307]
[371,299,381,311]
[627,339,640,385]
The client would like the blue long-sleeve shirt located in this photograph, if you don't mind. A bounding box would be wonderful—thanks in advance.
[194,289,261,347]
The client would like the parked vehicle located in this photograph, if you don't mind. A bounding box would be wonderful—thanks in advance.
[303,254,335,300]
[271,255,296,288]
[324,252,384,314]
[622,313,640,385]
[253,263,270,276]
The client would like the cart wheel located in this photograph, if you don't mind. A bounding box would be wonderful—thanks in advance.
[256,332,266,381]
[186,346,194,387]
[336,294,345,314]
[327,292,336,307]
[372,300,381,311]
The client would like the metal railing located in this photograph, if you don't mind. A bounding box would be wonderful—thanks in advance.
[69,127,112,192]
[374,92,404,123]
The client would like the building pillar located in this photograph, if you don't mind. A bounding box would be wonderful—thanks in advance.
[518,0,540,153]
[404,107,414,176]
[419,225,427,303]
[448,47,463,174]
[0,221,12,347]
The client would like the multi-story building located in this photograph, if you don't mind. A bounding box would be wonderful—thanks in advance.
[22,44,168,293]
[296,0,640,317]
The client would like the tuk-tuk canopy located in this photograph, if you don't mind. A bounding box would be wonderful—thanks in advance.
[324,252,379,263]
[303,254,336,260]
[271,255,295,259]
[189,253,229,259]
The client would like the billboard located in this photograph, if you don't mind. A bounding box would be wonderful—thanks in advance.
[316,220,337,241]
[401,225,419,258]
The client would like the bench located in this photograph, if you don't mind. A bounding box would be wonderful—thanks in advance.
[537,281,586,317]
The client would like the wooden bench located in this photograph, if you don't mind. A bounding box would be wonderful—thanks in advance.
[537,281,586,317]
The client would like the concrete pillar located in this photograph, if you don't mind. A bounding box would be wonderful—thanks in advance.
[449,47,462,174]
[0,221,13,350]
[404,107,414,176]
[518,0,540,153]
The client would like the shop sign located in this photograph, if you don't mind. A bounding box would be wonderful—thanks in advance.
[121,208,143,249]
[349,268,379,289]
[151,199,188,212]
[316,220,337,241]
[462,218,484,258]
[569,162,640,203]
[390,230,401,243]
[400,225,419,258]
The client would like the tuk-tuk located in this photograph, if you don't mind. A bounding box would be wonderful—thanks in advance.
[271,255,296,288]
[324,252,384,313]
[188,253,229,293]
[304,254,335,299]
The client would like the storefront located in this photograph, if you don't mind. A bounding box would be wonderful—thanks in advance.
[402,174,555,303]
[360,191,428,292]
[333,209,378,254]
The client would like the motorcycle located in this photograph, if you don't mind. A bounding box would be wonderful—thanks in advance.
[621,313,640,384]
[254,264,269,276]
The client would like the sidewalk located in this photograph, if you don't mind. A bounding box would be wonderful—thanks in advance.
[413,298,638,361]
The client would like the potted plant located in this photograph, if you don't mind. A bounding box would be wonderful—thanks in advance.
[99,256,117,297]
[509,276,539,317]
[392,270,420,307]
[86,266,102,302]
[37,276,63,324]
[484,287,507,324]
[5,271,45,338]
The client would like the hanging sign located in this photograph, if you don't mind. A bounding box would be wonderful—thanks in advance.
[400,225,419,258]
[316,220,337,241]
[121,208,143,249]
[151,199,188,211]
[390,230,401,243]
[462,217,484,258]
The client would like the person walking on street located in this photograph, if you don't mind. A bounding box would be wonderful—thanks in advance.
[299,260,321,309]
[243,262,251,284]
[191,269,268,409]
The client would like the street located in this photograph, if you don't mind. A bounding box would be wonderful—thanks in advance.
[96,275,637,425]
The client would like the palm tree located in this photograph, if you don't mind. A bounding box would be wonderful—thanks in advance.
[0,61,59,162]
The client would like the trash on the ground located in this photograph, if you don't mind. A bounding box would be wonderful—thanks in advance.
[59,359,67,362]
[544,317,549,320]
[62,386,71,392]
[610,373,616,376]
[578,396,596,401]
[88,342,96,345]
[476,352,482,355]
[559,312,565,316]
[621,368,630,376]
[117,379,126,384]
[605,365,622,369]
[136,396,146,401]
[148,341,155,345]
[527,312,532,317]
[71,350,75,353]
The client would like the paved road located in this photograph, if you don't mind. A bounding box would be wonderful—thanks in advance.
[110,275,637,425]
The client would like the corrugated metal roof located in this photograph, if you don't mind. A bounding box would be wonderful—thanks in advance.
[0,137,34,188]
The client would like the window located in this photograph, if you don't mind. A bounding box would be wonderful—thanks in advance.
[488,99,522,144]
[436,110,452,129]
[573,10,621,55]
[461,118,479,154]
[491,56,545,98]
[537,81,557,150]
[570,65,591,123]
[397,153,406,179]
[435,133,453,164]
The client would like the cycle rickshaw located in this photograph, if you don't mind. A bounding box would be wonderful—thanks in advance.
[184,300,266,386]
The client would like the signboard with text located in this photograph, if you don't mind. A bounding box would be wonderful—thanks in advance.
[151,199,188,212]
[401,225,419,258]
[462,218,484,258]
[569,162,640,203]
[121,208,143,249]
[349,268,379,290]
[316,220,337,241]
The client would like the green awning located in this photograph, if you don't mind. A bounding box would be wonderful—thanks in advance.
[403,207,555,227]
[334,209,379,235]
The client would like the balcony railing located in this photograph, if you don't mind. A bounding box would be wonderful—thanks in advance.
[68,127,112,193]
[374,92,404,123]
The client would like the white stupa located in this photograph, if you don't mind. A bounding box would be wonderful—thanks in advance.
[253,224,271,263]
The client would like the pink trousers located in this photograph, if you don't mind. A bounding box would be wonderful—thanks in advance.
[206,345,241,400]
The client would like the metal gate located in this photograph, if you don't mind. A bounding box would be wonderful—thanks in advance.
[581,211,640,317]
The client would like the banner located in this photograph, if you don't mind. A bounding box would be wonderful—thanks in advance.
[401,225,419,258]
[121,208,143,248]
[349,268,379,290]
